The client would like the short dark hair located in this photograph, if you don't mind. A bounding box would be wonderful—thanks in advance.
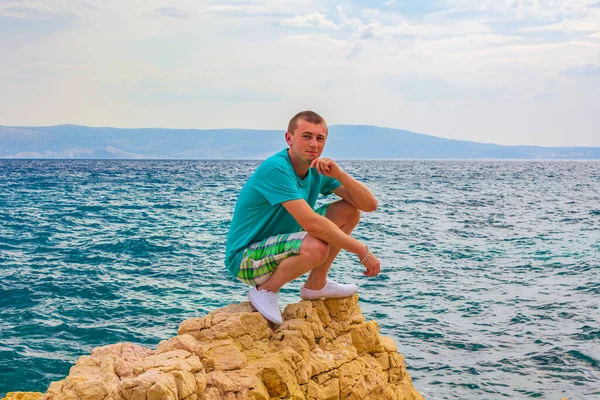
[287,110,327,135]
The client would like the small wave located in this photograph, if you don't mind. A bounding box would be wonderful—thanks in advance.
[404,198,443,205]
[567,350,599,370]
[447,228,488,239]
[152,203,182,209]
[572,326,600,341]
[510,314,532,324]
[88,238,176,255]
[443,340,489,351]
[78,205,104,213]
[573,282,600,295]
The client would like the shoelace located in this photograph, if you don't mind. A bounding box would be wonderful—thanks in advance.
[269,293,278,307]
[258,289,279,307]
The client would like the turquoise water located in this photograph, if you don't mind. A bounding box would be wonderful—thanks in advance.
[0,160,598,399]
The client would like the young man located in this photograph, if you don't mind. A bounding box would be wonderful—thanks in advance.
[225,110,381,324]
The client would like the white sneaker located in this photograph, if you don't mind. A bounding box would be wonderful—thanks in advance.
[247,287,283,325]
[300,279,358,300]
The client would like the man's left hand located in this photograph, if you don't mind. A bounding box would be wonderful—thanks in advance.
[310,158,343,179]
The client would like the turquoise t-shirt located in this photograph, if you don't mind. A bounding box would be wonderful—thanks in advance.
[225,148,341,278]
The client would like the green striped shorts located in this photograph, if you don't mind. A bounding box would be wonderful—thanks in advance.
[236,204,329,286]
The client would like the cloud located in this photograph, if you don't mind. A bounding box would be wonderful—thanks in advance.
[335,6,413,40]
[126,79,284,103]
[591,32,600,39]
[333,6,491,42]
[522,18,600,33]
[346,42,363,60]
[380,74,498,101]
[413,20,491,36]
[201,1,319,17]
[278,34,346,46]
[0,0,98,21]
[155,7,189,19]
[354,20,413,39]
[0,1,59,20]
[361,9,381,18]
[281,12,338,29]
[561,64,600,77]
[424,8,469,19]
[446,0,600,20]
[382,0,397,7]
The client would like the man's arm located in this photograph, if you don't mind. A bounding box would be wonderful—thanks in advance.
[282,199,380,276]
[332,174,377,212]
[311,158,378,212]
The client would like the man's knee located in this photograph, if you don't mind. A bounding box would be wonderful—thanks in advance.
[346,203,361,227]
[335,200,360,227]
[300,235,330,264]
[327,200,361,227]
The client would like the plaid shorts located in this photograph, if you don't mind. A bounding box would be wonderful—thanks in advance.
[236,204,329,286]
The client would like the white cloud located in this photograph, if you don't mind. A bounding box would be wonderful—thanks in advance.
[346,41,363,60]
[281,12,338,29]
[278,34,346,47]
[424,8,468,19]
[155,7,189,19]
[361,8,381,18]
[413,20,491,36]
[0,1,59,19]
[203,5,247,13]
[334,6,413,40]
[355,20,413,39]
[201,0,319,17]
[590,32,600,39]
[522,18,600,33]
[382,0,397,7]
[561,64,600,77]
[337,6,364,30]
[447,0,600,20]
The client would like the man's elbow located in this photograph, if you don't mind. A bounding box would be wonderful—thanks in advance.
[362,198,378,213]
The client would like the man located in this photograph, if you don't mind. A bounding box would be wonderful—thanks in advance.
[225,110,381,324]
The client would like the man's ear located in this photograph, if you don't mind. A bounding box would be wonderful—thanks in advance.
[285,131,292,146]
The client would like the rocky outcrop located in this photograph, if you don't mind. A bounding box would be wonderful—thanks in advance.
[2,393,44,400]
[13,295,424,400]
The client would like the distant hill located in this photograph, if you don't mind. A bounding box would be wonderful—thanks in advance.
[0,124,598,159]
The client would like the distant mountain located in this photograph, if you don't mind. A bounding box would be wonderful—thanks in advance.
[0,124,598,159]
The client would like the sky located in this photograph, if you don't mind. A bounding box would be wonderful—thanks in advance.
[0,0,599,146]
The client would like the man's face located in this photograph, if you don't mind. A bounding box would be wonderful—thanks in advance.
[286,119,328,164]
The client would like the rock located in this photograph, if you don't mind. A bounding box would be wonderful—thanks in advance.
[2,393,44,400]
[11,295,424,400]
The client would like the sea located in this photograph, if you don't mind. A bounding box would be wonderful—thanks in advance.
[0,159,598,399]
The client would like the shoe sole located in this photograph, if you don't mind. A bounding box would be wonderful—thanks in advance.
[300,291,358,300]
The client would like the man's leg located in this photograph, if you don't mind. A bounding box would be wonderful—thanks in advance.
[256,235,329,293]
[257,199,360,293]
[304,200,360,290]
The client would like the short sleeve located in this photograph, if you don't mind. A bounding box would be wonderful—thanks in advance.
[254,166,304,206]
[320,176,341,196]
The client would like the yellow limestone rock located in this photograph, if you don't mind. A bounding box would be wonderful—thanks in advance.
[14,295,424,400]
[2,393,44,400]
